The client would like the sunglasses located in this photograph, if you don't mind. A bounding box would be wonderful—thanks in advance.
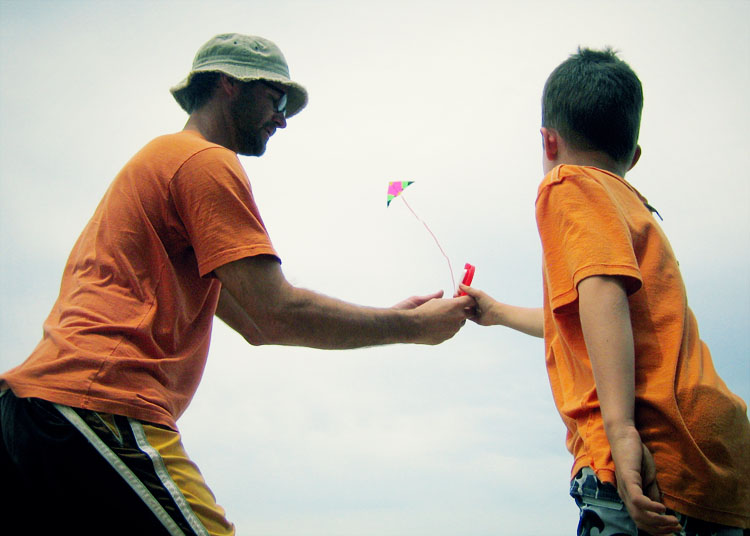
[260,81,287,117]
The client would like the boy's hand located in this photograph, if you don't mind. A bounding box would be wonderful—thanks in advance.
[459,285,544,337]
[578,276,681,534]
[456,285,498,326]
[609,427,682,535]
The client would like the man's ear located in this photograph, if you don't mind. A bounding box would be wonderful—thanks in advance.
[628,145,642,171]
[218,74,241,99]
[540,127,559,161]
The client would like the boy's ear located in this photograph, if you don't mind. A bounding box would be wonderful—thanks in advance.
[540,127,559,161]
[628,145,642,171]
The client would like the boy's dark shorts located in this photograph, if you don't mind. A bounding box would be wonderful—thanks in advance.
[570,467,747,536]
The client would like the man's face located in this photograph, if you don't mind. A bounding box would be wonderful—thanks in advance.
[230,81,287,156]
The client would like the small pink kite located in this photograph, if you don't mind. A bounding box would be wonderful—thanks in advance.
[387,181,414,207]
[387,181,457,294]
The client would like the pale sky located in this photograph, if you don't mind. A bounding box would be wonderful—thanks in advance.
[1,1,748,534]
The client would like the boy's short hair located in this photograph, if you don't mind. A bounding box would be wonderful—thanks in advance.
[542,47,643,164]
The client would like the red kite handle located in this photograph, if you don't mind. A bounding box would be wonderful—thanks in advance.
[457,263,475,296]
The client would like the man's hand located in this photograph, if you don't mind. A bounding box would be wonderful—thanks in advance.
[408,294,474,345]
[609,427,682,535]
[392,290,444,310]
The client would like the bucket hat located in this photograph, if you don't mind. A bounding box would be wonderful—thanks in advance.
[170,33,308,118]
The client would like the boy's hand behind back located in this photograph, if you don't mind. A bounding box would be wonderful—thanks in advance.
[578,276,682,534]
[609,427,682,535]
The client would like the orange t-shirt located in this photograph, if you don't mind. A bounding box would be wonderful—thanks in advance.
[0,131,278,431]
[536,165,750,527]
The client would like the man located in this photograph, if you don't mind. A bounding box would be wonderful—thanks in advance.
[0,33,473,535]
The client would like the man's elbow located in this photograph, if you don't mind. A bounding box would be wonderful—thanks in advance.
[242,332,269,346]
[230,313,283,347]
[240,315,294,347]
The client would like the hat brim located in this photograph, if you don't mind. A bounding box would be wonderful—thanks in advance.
[170,64,308,118]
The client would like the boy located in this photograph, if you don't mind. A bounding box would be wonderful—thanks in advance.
[461,48,750,535]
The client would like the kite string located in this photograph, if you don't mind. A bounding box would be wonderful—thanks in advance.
[400,195,456,295]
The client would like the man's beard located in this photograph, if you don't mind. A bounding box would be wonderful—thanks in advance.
[230,97,269,157]
[236,124,267,157]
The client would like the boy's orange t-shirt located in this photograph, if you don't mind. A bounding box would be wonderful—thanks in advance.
[0,131,278,431]
[536,165,750,527]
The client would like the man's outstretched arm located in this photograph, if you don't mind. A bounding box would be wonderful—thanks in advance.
[214,255,473,349]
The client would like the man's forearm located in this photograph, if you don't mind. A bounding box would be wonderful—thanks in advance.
[250,285,419,349]
[214,256,469,349]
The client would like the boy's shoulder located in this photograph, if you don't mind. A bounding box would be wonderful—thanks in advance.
[536,164,659,230]
[537,164,645,203]
[536,164,601,202]
[539,164,618,186]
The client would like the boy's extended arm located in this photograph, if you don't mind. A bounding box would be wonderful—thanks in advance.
[458,284,543,338]
[213,255,473,349]
[577,275,681,535]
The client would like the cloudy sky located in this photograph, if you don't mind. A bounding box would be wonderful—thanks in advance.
[1,1,748,534]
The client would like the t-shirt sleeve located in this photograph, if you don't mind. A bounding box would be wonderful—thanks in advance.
[536,174,642,314]
[169,146,279,276]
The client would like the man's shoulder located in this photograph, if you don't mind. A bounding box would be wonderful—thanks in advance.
[146,130,230,155]
[131,131,240,175]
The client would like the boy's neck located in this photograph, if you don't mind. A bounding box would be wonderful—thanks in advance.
[555,149,630,178]
[541,127,641,179]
